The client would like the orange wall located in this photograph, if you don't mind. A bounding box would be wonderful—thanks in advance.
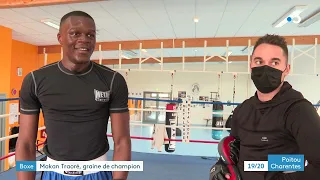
[10,40,39,99]
[9,39,39,129]
[0,26,13,171]
[3,40,40,170]
[9,40,39,128]
[0,26,12,95]
[38,53,61,67]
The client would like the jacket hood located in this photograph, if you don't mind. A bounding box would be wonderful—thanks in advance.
[249,81,304,109]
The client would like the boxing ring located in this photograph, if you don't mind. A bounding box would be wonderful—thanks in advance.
[0,97,319,180]
[0,96,235,179]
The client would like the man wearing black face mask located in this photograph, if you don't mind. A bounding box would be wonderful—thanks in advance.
[209,34,320,180]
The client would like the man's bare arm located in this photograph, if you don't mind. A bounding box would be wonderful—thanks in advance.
[110,112,131,180]
[15,113,39,180]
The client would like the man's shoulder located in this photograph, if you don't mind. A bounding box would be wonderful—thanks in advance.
[283,85,310,106]
[288,97,313,111]
[23,62,59,82]
[33,61,59,75]
[289,88,305,99]
[236,97,252,108]
[92,62,117,74]
[92,62,126,82]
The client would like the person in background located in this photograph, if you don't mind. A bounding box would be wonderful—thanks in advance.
[210,34,320,180]
[15,11,131,180]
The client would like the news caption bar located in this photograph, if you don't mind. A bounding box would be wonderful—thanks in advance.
[16,161,143,172]
[244,154,306,172]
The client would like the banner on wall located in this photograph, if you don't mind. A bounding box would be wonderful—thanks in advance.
[178,91,186,98]
[9,103,19,125]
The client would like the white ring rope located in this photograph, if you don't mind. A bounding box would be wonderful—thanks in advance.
[129,108,177,113]
[0,126,46,142]
[0,104,233,143]
[0,122,231,143]
[0,113,20,118]
[0,109,232,119]
[212,112,232,115]
[129,123,231,131]
[0,122,230,144]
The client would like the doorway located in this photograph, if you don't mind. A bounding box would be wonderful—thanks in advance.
[0,94,6,172]
[143,92,171,124]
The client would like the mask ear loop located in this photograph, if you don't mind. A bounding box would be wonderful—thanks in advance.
[283,64,288,72]
[281,65,288,84]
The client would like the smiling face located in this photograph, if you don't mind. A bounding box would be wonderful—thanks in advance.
[57,15,96,64]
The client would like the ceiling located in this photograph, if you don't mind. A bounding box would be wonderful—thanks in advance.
[0,0,319,60]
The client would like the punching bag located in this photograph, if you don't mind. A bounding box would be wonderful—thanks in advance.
[225,111,233,134]
[165,103,180,152]
[212,101,224,140]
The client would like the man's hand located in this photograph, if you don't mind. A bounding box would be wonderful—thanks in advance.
[210,158,242,180]
[210,158,231,180]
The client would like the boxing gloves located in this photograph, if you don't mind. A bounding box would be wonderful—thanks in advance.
[210,136,241,180]
[218,136,240,165]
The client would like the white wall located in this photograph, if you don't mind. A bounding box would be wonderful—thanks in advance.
[106,45,320,125]
[285,46,320,104]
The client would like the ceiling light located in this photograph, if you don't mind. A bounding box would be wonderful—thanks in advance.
[193,17,199,23]
[41,19,59,30]
[272,5,307,28]
[121,55,131,59]
[123,50,137,57]
[299,11,320,27]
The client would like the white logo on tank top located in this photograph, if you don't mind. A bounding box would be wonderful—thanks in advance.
[94,89,110,102]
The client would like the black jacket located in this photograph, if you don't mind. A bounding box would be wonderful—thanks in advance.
[228,81,320,180]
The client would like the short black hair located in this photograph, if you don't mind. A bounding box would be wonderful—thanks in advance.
[60,11,94,27]
[253,34,289,61]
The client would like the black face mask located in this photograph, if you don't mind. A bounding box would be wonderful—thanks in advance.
[251,65,284,93]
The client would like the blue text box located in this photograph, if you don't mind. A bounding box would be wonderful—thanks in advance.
[268,154,304,172]
[16,161,37,171]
